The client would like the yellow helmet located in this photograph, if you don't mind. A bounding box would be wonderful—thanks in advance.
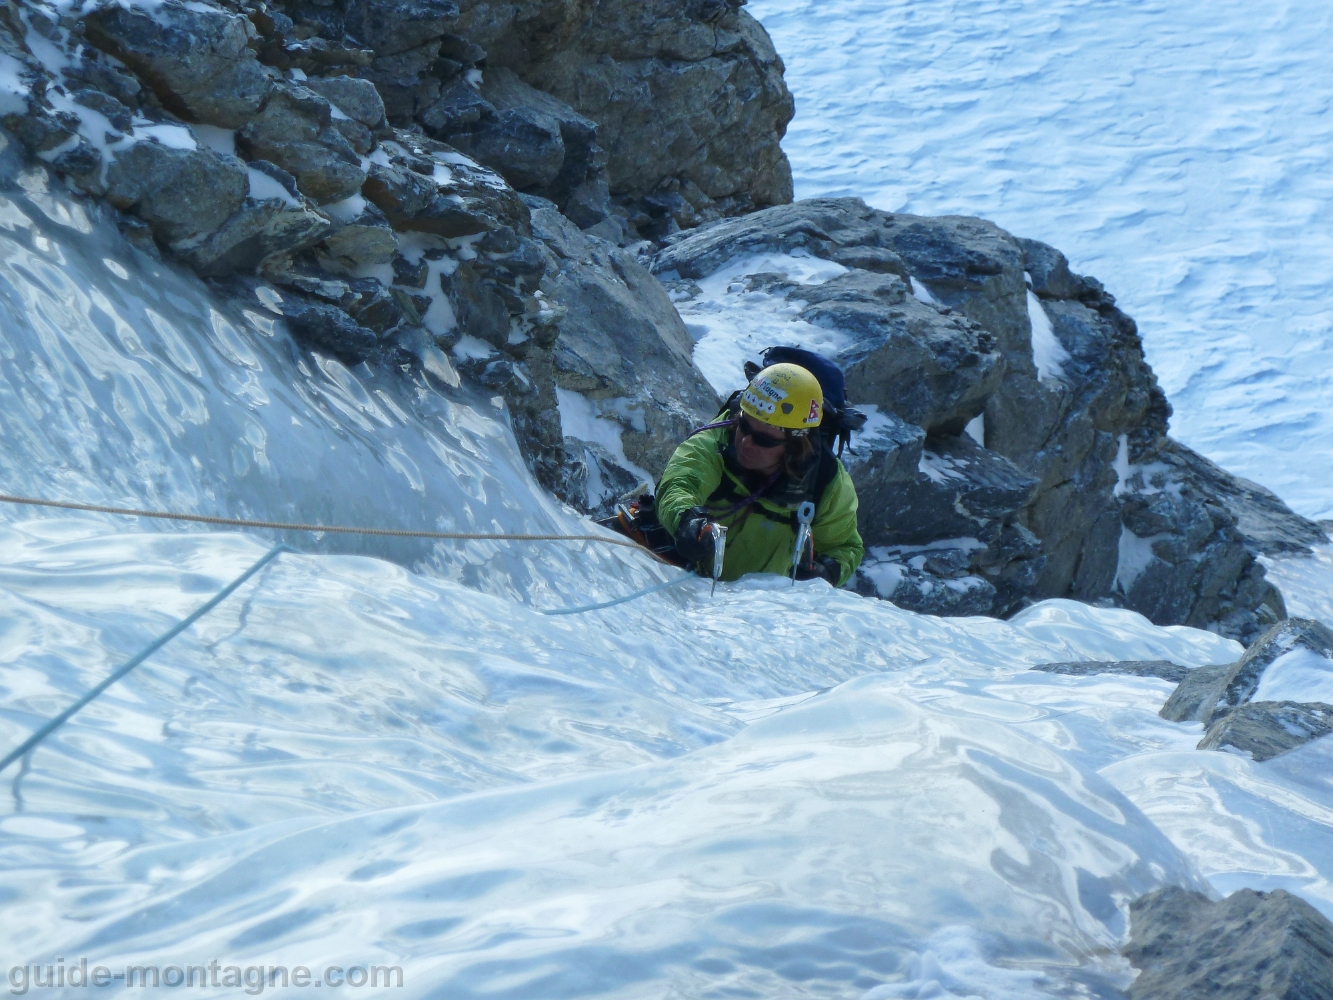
[739,362,823,430]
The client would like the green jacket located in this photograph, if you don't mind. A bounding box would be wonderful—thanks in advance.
[656,426,864,586]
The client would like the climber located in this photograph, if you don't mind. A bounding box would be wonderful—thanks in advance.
[655,361,864,587]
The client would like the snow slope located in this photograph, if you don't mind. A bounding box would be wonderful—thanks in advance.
[749,0,1333,520]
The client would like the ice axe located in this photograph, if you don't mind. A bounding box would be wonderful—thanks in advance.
[709,522,727,596]
[791,501,816,585]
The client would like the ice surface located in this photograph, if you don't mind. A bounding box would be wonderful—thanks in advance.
[1026,288,1068,383]
[1253,648,1333,705]
[1265,546,1333,626]
[555,387,653,499]
[674,250,850,394]
[749,0,1333,519]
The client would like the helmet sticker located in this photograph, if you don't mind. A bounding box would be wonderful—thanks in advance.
[741,387,776,415]
[806,398,821,423]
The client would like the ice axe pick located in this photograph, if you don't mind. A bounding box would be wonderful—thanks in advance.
[791,501,816,585]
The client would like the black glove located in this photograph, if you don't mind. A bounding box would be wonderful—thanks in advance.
[673,506,716,568]
[795,554,842,584]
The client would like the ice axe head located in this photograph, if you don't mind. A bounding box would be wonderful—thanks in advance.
[709,522,727,596]
[791,501,816,584]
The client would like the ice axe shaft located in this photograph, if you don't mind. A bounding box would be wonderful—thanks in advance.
[791,501,816,585]
[710,523,727,596]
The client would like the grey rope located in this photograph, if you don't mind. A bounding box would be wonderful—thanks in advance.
[0,492,698,777]
[0,492,668,563]
[536,573,695,616]
[0,544,291,774]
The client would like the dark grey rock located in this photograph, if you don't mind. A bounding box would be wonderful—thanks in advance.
[71,89,132,132]
[436,33,487,66]
[424,68,612,229]
[879,213,1031,356]
[280,295,379,363]
[854,434,1038,547]
[828,245,909,277]
[344,277,404,334]
[854,555,998,617]
[450,105,566,190]
[178,189,334,277]
[1160,663,1235,724]
[319,203,397,267]
[812,276,1004,436]
[1034,660,1191,683]
[63,53,144,110]
[1198,702,1333,761]
[343,0,459,57]
[455,352,573,496]
[275,37,376,78]
[3,105,82,162]
[1115,454,1286,644]
[561,439,646,513]
[1151,428,1326,557]
[1124,885,1333,1000]
[360,132,529,238]
[236,83,366,204]
[453,0,793,230]
[419,78,495,136]
[391,252,429,289]
[1223,618,1333,707]
[530,205,719,485]
[848,431,1042,616]
[652,198,889,280]
[104,139,248,248]
[482,68,609,221]
[329,115,374,156]
[82,2,273,128]
[302,76,387,132]
[443,258,512,348]
[118,216,160,259]
[840,406,924,487]
[362,40,445,121]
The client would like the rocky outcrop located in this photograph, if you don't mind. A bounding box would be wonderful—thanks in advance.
[1034,660,1192,683]
[449,0,795,238]
[1163,618,1333,724]
[1124,885,1333,999]
[103,140,249,248]
[6,0,730,503]
[527,200,719,484]
[81,1,273,128]
[652,198,1320,637]
[449,197,722,506]
[1221,617,1333,707]
[1159,618,1333,760]
[1198,702,1333,762]
[1160,663,1235,724]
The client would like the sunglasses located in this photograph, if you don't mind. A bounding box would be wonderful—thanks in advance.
[738,416,787,449]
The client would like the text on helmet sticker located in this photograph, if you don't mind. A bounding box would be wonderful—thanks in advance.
[741,388,776,415]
